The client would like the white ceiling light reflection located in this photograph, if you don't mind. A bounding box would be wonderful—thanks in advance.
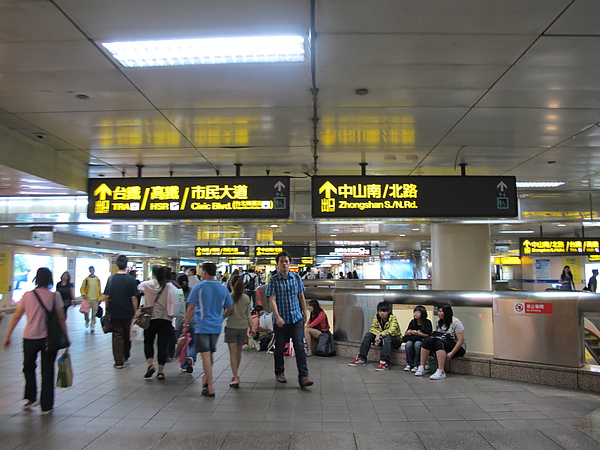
[102,36,305,68]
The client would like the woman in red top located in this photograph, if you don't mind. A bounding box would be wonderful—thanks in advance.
[304,300,330,356]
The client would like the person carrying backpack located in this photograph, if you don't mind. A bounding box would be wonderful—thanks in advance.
[243,267,260,308]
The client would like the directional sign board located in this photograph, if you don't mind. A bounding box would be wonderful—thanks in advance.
[88,177,290,219]
[312,176,517,218]
[520,238,600,257]
[195,246,250,257]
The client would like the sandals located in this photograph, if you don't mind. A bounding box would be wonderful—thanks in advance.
[229,377,240,389]
[157,373,165,381]
[201,387,215,397]
[144,365,156,378]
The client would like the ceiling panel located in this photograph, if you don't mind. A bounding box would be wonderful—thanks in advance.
[0,0,599,255]
[317,0,571,34]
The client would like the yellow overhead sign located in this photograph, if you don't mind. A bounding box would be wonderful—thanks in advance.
[312,176,517,218]
[195,246,249,257]
[88,177,289,219]
[520,239,600,256]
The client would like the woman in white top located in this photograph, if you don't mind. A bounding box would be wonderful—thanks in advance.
[138,265,178,381]
[414,305,466,380]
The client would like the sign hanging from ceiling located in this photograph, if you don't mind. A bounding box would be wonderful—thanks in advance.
[317,246,372,257]
[87,177,289,219]
[311,176,517,218]
[254,246,312,258]
[520,239,600,257]
[195,246,250,257]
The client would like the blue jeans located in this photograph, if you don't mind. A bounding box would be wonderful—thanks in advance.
[273,319,308,379]
[404,340,423,367]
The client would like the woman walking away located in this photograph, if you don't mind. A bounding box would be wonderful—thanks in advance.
[138,265,178,381]
[403,305,432,372]
[225,275,252,388]
[56,271,75,318]
[304,300,330,357]
[4,267,70,414]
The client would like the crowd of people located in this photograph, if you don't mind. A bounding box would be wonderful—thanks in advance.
[3,251,471,416]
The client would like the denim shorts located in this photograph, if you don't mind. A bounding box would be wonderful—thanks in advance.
[196,333,219,353]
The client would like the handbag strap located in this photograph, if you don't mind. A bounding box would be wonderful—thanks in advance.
[32,289,54,315]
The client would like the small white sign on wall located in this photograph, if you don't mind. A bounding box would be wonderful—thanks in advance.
[534,258,551,280]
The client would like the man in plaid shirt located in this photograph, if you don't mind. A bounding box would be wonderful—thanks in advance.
[266,251,313,387]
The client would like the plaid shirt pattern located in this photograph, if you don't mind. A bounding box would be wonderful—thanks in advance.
[266,271,306,324]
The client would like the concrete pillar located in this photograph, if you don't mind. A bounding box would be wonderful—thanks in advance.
[431,224,491,290]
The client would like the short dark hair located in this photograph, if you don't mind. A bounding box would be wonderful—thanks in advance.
[116,254,128,270]
[202,262,217,277]
[34,267,53,288]
[376,302,390,312]
[88,266,95,271]
[188,267,197,275]
[276,251,292,263]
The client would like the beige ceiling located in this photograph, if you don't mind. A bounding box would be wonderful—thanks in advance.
[0,0,599,256]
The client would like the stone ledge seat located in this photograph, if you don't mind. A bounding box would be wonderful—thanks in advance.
[335,341,600,393]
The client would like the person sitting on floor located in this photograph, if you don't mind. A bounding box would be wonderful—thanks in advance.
[304,299,330,356]
[348,302,402,371]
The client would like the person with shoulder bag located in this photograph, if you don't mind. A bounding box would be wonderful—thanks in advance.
[137,265,177,381]
[402,305,433,372]
[414,305,466,380]
[4,267,70,414]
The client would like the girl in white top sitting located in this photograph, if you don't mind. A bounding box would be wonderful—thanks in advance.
[414,305,466,380]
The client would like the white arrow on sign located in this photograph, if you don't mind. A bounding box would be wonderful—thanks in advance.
[274,181,286,191]
[497,181,508,192]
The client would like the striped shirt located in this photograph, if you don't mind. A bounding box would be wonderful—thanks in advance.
[266,271,305,324]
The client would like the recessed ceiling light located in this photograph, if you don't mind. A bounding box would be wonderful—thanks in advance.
[355,88,369,95]
[270,224,278,228]
[516,182,564,188]
[412,228,419,231]
[330,234,337,237]
[399,234,405,237]
[499,230,535,234]
[102,36,305,68]
[75,93,90,100]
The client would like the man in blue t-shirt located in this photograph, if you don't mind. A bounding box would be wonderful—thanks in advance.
[183,262,233,397]
[266,251,313,388]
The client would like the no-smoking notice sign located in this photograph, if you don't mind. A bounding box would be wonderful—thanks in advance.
[514,302,553,314]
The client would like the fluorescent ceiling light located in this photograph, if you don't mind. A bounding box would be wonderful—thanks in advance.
[583,222,600,227]
[499,230,535,234]
[516,182,565,188]
[102,36,305,68]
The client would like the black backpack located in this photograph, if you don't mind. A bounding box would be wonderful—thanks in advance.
[315,331,336,357]
[245,274,257,291]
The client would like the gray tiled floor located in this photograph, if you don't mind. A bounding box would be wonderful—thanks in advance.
[1,311,599,449]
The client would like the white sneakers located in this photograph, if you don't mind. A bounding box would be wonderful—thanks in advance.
[429,369,446,380]
[414,365,426,376]
[403,364,412,371]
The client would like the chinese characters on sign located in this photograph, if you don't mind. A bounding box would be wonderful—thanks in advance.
[88,177,290,219]
[195,246,250,257]
[520,239,600,256]
[514,302,553,314]
[312,176,517,218]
